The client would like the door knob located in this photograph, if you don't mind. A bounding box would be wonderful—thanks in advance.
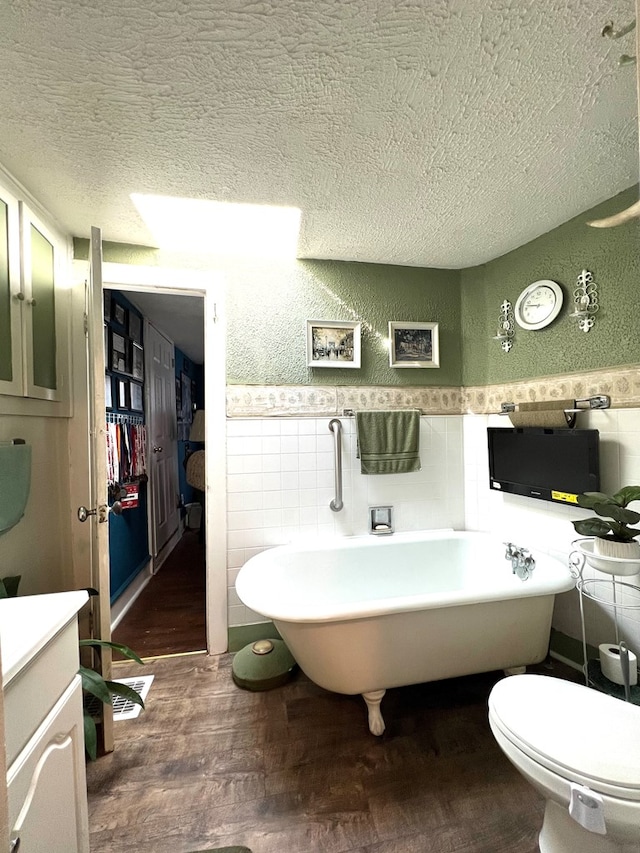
[77,501,123,523]
[77,506,97,522]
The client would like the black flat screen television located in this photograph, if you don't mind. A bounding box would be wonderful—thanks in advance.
[487,427,600,505]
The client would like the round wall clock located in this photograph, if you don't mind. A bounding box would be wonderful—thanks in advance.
[514,280,564,330]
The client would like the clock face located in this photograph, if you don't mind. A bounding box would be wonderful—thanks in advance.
[515,280,563,330]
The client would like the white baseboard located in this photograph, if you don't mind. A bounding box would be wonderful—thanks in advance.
[110,562,153,631]
[152,525,183,575]
[110,526,187,631]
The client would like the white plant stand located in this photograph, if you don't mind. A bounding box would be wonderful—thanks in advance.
[569,539,640,704]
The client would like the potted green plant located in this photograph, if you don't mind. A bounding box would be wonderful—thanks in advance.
[80,637,145,760]
[1,577,145,759]
[572,485,640,570]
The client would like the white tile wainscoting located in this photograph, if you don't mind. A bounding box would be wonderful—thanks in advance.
[226,407,640,659]
[226,415,465,626]
[463,406,640,655]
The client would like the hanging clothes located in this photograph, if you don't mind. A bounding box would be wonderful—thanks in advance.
[105,420,147,486]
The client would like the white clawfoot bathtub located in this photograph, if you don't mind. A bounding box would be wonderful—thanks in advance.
[236,529,575,735]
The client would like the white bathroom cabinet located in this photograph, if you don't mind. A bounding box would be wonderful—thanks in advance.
[0,590,90,852]
[0,179,69,404]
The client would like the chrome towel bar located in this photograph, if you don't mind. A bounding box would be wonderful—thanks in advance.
[499,395,610,415]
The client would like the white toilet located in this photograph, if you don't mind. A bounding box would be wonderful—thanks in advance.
[488,674,640,853]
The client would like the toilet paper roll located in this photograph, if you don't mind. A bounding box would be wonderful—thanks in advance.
[599,643,638,686]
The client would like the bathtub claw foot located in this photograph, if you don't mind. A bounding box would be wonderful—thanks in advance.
[362,690,386,735]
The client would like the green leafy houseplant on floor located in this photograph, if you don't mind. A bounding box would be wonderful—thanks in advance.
[0,576,145,760]
[572,486,640,557]
[80,638,145,760]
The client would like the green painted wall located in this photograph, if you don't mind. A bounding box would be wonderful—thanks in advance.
[73,240,159,266]
[226,259,461,386]
[461,186,640,386]
[74,241,462,387]
[75,185,639,389]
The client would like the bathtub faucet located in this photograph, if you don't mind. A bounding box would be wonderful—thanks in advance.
[503,542,535,581]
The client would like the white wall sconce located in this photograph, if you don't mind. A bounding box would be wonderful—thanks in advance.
[492,299,515,352]
[601,17,636,66]
[569,269,599,332]
[601,18,636,40]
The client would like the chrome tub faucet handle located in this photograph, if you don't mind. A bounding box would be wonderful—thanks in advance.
[504,542,518,560]
[503,542,535,580]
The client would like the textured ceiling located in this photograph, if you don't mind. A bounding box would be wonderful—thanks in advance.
[125,290,205,365]
[0,0,637,268]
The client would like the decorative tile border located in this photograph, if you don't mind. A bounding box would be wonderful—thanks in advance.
[226,384,463,416]
[226,385,337,417]
[337,386,463,415]
[463,365,640,415]
[226,365,640,417]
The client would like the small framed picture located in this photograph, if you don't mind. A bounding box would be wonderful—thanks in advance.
[175,376,182,418]
[111,353,124,372]
[132,343,144,380]
[129,312,142,344]
[112,301,127,327]
[180,371,192,422]
[306,320,361,368]
[117,379,129,409]
[110,330,128,372]
[130,382,144,411]
[389,321,440,368]
[105,375,112,409]
[111,331,126,354]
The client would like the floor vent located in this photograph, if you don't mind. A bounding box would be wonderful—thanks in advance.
[85,675,154,721]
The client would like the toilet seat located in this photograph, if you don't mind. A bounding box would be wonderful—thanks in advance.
[489,674,640,801]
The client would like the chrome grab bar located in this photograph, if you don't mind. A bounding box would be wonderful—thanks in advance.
[328,418,343,512]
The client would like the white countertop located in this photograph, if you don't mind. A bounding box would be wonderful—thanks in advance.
[0,590,89,686]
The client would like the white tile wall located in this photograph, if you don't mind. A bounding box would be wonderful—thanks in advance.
[226,408,640,661]
[463,407,640,655]
[226,416,465,626]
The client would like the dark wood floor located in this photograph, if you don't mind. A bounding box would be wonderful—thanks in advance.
[111,529,206,660]
[86,652,580,853]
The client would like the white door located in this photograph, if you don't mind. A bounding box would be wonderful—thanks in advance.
[145,321,179,562]
[85,262,229,655]
[76,226,114,753]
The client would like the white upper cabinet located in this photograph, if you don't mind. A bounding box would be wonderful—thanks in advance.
[0,182,69,404]
[20,202,66,401]
[0,185,23,397]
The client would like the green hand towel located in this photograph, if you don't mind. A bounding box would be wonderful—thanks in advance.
[356,410,421,474]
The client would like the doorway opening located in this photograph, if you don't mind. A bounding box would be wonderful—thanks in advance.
[111,528,206,659]
[108,287,205,659]
[99,273,224,660]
